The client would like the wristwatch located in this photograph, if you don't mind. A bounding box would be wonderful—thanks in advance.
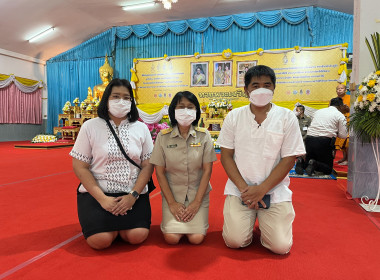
[130,190,139,200]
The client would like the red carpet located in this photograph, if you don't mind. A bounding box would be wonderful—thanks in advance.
[1,142,379,279]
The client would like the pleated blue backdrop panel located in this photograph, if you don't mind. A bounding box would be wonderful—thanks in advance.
[47,61,79,130]
[48,30,113,62]
[115,30,203,80]
[203,19,312,54]
[312,7,353,53]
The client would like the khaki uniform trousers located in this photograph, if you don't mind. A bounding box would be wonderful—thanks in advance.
[222,195,295,254]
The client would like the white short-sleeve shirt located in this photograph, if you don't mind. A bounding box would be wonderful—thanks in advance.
[216,104,305,203]
[70,117,153,194]
[306,106,347,139]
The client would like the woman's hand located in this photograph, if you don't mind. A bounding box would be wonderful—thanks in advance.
[111,195,136,216]
[168,201,185,222]
[182,201,201,222]
[99,195,120,213]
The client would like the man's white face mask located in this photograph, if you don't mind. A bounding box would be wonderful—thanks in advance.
[295,111,301,116]
[249,88,273,107]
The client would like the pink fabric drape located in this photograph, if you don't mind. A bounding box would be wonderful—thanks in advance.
[0,83,42,124]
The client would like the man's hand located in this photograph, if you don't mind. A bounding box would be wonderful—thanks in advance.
[241,185,267,209]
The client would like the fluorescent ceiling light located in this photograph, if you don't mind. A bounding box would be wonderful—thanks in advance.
[28,27,55,43]
[122,2,155,11]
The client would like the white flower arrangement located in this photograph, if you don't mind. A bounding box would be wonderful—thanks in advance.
[350,70,380,142]
[31,134,57,143]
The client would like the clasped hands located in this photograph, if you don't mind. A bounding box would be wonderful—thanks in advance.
[100,194,135,216]
[241,184,267,209]
[169,201,200,223]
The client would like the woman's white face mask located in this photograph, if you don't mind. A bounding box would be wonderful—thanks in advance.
[175,108,196,127]
[249,88,273,107]
[108,99,131,118]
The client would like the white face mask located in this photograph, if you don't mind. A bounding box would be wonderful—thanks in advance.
[175,108,196,127]
[108,99,131,118]
[249,88,273,107]
[295,111,301,116]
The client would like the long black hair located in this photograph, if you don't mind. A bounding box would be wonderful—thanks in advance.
[97,78,139,122]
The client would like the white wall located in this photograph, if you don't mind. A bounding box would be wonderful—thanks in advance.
[352,0,380,84]
[0,48,47,119]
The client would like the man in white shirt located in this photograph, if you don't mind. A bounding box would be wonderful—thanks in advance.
[217,65,305,254]
[295,97,348,176]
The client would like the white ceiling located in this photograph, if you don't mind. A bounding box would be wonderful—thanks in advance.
[0,0,354,61]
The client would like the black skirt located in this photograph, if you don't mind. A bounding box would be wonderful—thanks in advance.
[77,191,151,239]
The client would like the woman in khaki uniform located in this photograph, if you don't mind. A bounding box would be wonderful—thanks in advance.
[150,91,217,245]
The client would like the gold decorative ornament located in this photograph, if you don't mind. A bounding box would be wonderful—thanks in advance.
[93,55,114,100]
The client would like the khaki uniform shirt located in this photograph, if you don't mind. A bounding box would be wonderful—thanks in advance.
[298,115,312,139]
[150,125,217,204]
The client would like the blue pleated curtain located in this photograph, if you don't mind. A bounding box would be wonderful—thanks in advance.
[46,6,353,133]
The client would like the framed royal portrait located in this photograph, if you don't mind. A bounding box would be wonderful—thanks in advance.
[237,61,257,87]
[191,62,209,87]
[213,61,232,86]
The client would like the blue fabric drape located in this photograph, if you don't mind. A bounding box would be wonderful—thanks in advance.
[312,7,353,53]
[49,29,113,62]
[202,20,312,54]
[46,6,353,133]
[115,30,203,81]
[46,61,79,131]
[114,7,310,37]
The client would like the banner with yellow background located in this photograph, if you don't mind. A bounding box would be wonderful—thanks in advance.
[132,44,348,111]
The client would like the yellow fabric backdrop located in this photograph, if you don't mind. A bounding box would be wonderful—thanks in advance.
[134,44,346,112]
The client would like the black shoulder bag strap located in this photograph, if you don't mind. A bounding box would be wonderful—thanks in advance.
[106,119,141,170]
[105,119,156,193]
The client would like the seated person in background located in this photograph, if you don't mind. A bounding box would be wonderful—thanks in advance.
[193,67,206,85]
[295,104,312,140]
[295,97,348,176]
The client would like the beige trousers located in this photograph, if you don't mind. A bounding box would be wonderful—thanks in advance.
[222,195,295,254]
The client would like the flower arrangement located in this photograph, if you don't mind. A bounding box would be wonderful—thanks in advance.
[142,120,170,142]
[31,134,57,143]
[350,32,380,143]
[80,101,87,110]
[222,49,232,59]
[256,48,264,56]
[62,101,71,113]
[350,71,380,142]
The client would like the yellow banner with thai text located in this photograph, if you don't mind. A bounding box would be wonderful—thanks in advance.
[133,44,347,107]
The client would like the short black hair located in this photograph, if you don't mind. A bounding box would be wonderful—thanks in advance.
[168,91,201,127]
[330,97,344,107]
[296,105,305,113]
[97,78,139,122]
[244,65,276,88]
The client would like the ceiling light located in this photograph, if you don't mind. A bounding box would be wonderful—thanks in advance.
[122,2,156,11]
[28,27,55,43]
[159,0,179,10]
